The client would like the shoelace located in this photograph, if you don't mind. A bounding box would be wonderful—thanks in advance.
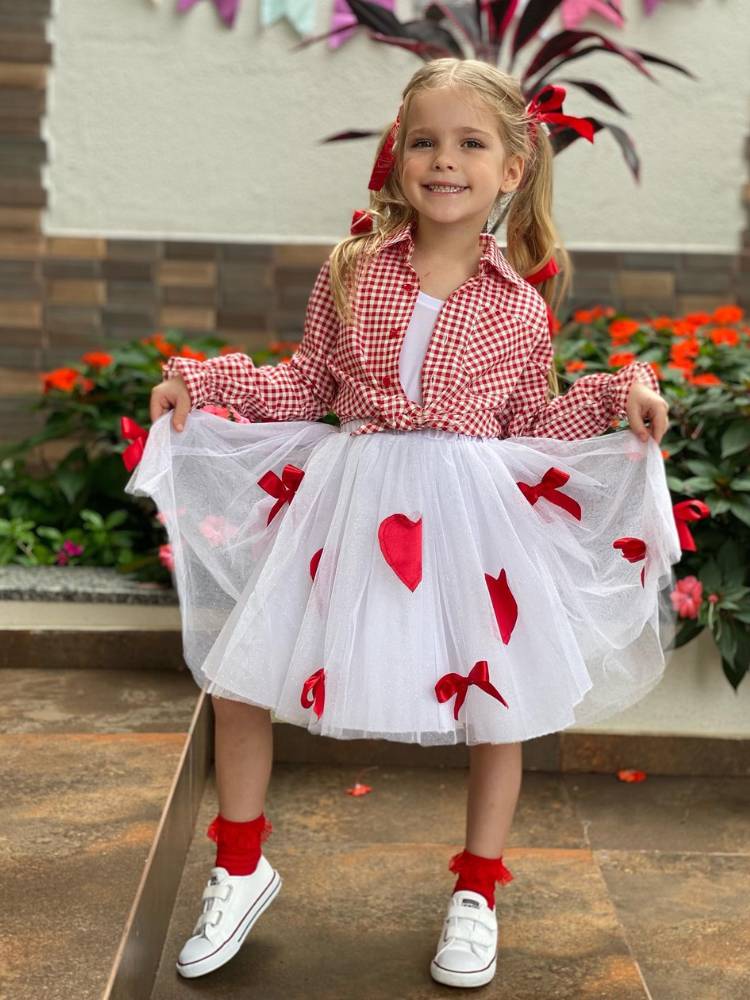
[193,879,232,937]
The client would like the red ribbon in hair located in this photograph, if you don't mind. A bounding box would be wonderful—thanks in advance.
[120,416,149,471]
[525,257,560,285]
[526,84,595,144]
[301,668,326,719]
[368,104,403,191]
[517,467,582,520]
[435,660,509,721]
[350,208,374,235]
[672,499,710,551]
[257,463,305,525]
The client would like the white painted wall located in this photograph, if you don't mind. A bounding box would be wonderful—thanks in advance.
[45,0,748,251]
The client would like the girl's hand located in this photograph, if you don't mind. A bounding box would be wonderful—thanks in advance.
[625,380,669,444]
[150,376,191,432]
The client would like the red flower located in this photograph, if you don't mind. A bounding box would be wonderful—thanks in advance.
[565,359,587,372]
[176,346,207,361]
[608,319,640,339]
[40,367,93,394]
[609,352,636,368]
[687,373,722,387]
[81,351,113,368]
[707,327,739,347]
[712,305,743,324]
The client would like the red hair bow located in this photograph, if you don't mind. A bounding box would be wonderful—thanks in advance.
[672,499,710,551]
[525,257,560,285]
[526,85,595,144]
[120,416,148,472]
[350,208,374,235]
[435,660,509,721]
[257,463,305,525]
[301,668,326,719]
[368,104,403,191]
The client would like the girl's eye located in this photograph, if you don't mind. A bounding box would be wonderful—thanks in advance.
[411,138,484,149]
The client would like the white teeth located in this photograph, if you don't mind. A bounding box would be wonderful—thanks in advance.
[426,185,465,192]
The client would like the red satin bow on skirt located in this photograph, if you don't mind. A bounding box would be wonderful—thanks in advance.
[672,499,710,551]
[517,467,582,520]
[120,416,149,472]
[257,464,305,525]
[301,668,326,719]
[435,660,509,721]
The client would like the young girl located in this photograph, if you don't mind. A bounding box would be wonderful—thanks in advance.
[126,58,678,989]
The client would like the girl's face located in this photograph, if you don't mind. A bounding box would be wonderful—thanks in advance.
[397,86,523,232]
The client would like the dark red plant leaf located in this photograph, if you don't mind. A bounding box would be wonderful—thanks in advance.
[319,129,383,144]
[291,20,367,51]
[522,30,655,85]
[550,117,640,182]
[369,30,460,61]
[553,78,629,115]
[485,0,521,48]
[530,44,696,91]
[510,0,563,64]
[629,47,699,80]
[346,0,405,35]
[424,2,481,48]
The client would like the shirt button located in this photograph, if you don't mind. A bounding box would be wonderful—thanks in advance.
[382,375,392,388]
[403,282,414,292]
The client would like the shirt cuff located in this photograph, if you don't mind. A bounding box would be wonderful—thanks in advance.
[606,361,660,419]
[161,356,212,410]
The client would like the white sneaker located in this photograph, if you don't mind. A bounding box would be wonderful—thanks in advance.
[429,890,498,988]
[176,854,282,978]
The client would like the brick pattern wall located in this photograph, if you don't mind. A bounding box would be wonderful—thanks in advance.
[0,1,746,449]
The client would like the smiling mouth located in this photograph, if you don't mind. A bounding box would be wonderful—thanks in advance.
[422,184,469,194]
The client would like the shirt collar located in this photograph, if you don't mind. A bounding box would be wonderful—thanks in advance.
[377,219,523,288]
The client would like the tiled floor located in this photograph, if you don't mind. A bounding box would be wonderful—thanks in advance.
[0,667,197,1000]
[151,764,750,1000]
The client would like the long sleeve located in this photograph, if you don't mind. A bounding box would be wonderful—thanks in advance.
[503,323,661,440]
[161,258,340,421]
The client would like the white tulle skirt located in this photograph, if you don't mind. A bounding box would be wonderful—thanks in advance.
[124,411,683,746]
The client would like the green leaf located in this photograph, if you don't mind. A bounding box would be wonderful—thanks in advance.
[729,501,750,528]
[671,620,704,649]
[683,459,718,478]
[721,420,750,458]
[680,476,715,494]
[730,477,750,491]
[699,559,722,592]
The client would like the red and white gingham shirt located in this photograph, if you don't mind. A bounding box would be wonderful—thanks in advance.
[162,220,659,440]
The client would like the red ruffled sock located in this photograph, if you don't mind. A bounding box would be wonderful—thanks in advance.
[206,812,273,876]
[449,848,514,910]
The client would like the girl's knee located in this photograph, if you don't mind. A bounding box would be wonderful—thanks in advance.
[211,694,269,720]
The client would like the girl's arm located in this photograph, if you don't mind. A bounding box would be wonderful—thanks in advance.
[161,259,339,422]
[502,322,661,440]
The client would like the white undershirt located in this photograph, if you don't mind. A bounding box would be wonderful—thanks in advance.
[398,290,445,404]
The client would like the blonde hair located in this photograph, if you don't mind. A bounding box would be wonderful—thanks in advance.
[328,58,572,397]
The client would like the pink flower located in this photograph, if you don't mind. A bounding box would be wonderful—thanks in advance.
[155,510,168,525]
[199,514,240,547]
[158,543,174,571]
[56,539,84,565]
[669,575,703,618]
[707,593,719,604]
[201,404,230,419]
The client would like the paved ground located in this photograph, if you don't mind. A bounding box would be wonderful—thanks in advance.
[0,666,197,1000]
[152,763,750,1000]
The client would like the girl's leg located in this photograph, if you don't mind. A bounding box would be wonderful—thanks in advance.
[449,741,523,906]
[212,695,274,819]
[465,741,522,857]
